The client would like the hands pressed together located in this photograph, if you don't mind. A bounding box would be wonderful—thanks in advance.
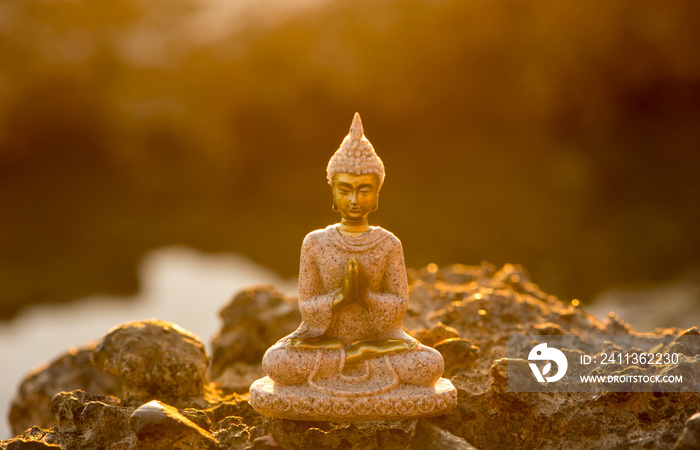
[333,257,368,311]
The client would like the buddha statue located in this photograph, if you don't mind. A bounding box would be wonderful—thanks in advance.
[249,113,456,421]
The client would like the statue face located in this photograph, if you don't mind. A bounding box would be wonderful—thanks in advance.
[332,173,380,221]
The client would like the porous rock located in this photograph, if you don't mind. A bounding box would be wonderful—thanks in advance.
[407,263,700,449]
[674,412,700,450]
[4,263,700,449]
[209,285,300,393]
[434,338,480,376]
[49,390,134,449]
[410,420,475,449]
[129,400,220,449]
[1,428,56,450]
[9,344,122,436]
[91,319,209,407]
[4,440,61,450]
[409,322,460,347]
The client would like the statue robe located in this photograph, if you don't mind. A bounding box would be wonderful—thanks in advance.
[288,224,415,346]
[262,224,443,388]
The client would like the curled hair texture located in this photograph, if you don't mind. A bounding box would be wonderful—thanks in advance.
[327,113,385,186]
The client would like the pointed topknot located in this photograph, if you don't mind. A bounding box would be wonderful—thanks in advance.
[326,112,385,186]
[349,112,364,141]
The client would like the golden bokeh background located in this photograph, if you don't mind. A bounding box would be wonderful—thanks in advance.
[1,0,699,318]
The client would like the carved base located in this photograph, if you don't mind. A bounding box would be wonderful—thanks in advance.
[249,377,457,421]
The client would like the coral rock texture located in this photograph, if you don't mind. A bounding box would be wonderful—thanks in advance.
[209,285,300,393]
[129,400,220,449]
[91,319,210,408]
[8,344,122,436]
[3,263,700,449]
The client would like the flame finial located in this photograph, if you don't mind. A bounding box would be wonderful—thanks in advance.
[349,112,364,141]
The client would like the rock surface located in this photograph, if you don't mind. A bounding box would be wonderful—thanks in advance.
[674,412,700,450]
[209,285,300,394]
[130,400,220,449]
[8,344,122,436]
[91,319,210,408]
[3,262,699,449]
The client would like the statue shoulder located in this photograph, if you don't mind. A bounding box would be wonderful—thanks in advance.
[372,227,403,250]
[301,226,334,249]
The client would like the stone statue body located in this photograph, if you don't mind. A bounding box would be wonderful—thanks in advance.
[263,224,443,392]
[249,113,456,420]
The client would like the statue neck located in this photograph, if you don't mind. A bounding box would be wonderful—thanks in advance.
[337,218,370,236]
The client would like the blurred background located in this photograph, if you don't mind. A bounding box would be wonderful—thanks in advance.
[2,0,700,437]
[2,0,700,318]
[2,0,700,338]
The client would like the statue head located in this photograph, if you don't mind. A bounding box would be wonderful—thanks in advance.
[327,113,385,187]
[327,113,385,222]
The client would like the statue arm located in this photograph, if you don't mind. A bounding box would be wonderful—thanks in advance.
[365,237,412,339]
[294,233,335,338]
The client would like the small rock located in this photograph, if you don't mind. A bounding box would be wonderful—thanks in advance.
[531,322,565,335]
[212,416,249,448]
[411,420,476,449]
[9,344,122,436]
[91,319,209,407]
[410,323,460,347]
[434,338,479,376]
[50,390,122,433]
[671,328,700,356]
[179,408,212,431]
[674,412,700,450]
[209,286,299,383]
[130,400,220,449]
[50,390,133,448]
[248,434,283,449]
[208,396,262,430]
[5,440,61,450]
[490,358,541,394]
[603,312,634,334]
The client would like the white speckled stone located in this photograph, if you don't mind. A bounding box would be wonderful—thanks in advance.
[250,377,456,421]
[250,225,456,421]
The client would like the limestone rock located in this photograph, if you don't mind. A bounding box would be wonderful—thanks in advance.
[129,400,220,449]
[53,390,134,449]
[4,439,61,450]
[410,420,475,449]
[434,338,479,376]
[250,419,420,449]
[4,263,700,449]
[489,358,541,395]
[1,428,57,450]
[211,415,249,448]
[209,285,300,393]
[409,322,460,347]
[674,412,700,450]
[9,344,122,436]
[91,319,209,407]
